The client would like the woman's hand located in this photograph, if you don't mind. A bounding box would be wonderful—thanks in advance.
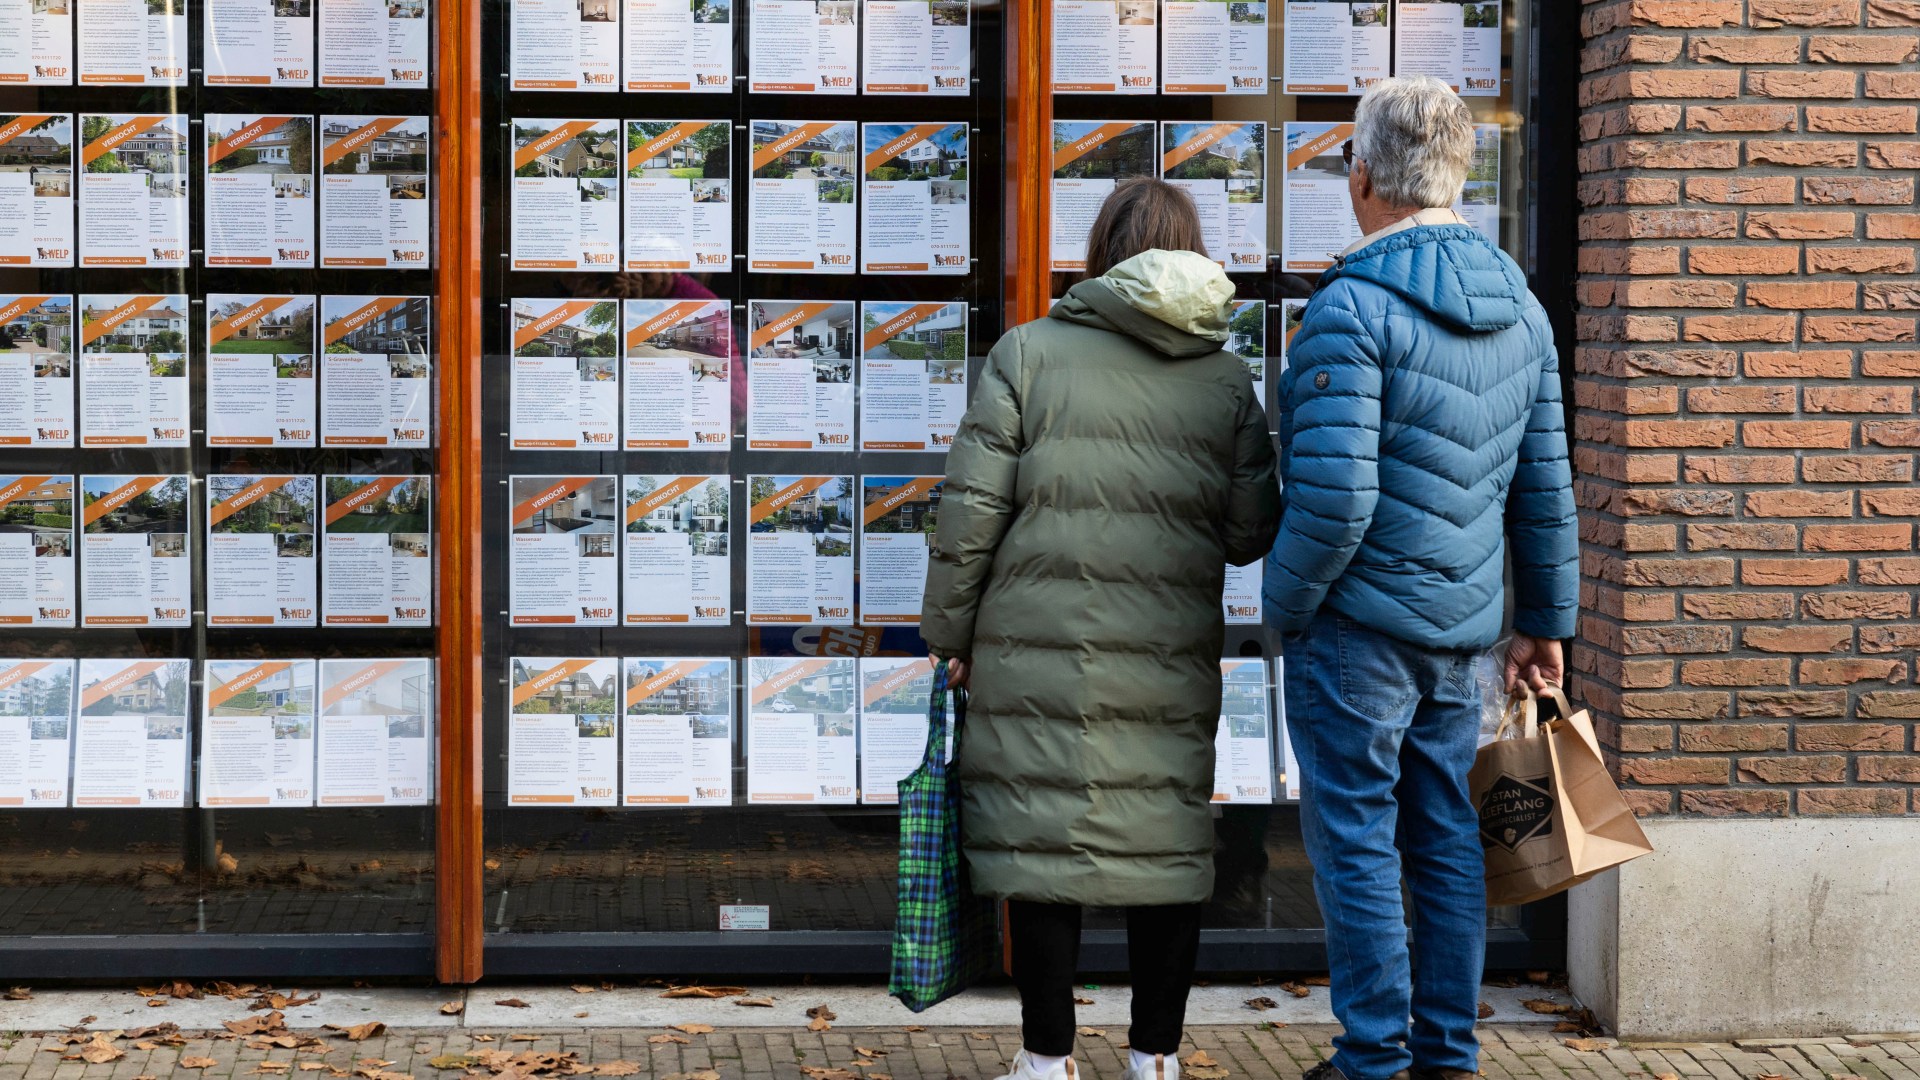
[932,655,970,690]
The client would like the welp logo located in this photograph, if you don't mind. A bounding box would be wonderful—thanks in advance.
[1477,773,1554,852]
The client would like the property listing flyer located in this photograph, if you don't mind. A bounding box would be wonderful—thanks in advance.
[857,657,935,804]
[508,476,619,626]
[858,476,941,625]
[1282,0,1388,94]
[200,659,316,807]
[864,0,967,94]
[861,122,968,274]
[0,659,74,807]
[622,658,733,806]
[1213,659,1274,803]
[1224,298,1264,626]
[77,0,185,85]
[73,659,190,807]
[1164,0,1266,93]
[319,0,428,87]
[0,114,74,267]
[510,0,617,90]
[622,475,730,626]
[0,296,74,447]
[1280,121,1361,274]
[746,475,854,626]
[207,294,318,447]
[624,121,731,272]
[624,0,730,91]
[320,475,432,627]
[859,301,966,451]
[623,299,730,449]
[205,475,318,627]
[1050,121,1152,272]
[320,116,430,268]
[0,476,75,627]
[0,0,72,84]
[79,474,191,628]
[510,299,619,448]
[1396,0,1499,95]
[1454,123,1502,242]
[77,294,189,447]
[748,120,856,273]
[1276,655,1299,800]
[320,296,432,448]
[508,658,619,806]
[749,0,855,93]
[316,658,433,805]
[747,301,855,450]
[79,114,189,267]
[745,657,855,804]
[204,0,313,85]
[1163,121,1268,272]
[1277,296,1306,375]
[511,119,620,270]
[1050,0,1155,92]
[204,114,316,267]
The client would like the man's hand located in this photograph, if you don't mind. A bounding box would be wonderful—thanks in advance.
[1505,635,1564,693]
[931,655,970,691]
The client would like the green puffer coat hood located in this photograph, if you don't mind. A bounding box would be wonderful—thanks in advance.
[921,248,1281,907]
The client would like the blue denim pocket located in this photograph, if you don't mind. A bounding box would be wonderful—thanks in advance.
[1334,617,1419,723]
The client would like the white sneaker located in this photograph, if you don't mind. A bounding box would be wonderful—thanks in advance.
[1003,1051,1078,1080]
[1124,1054,1181,1080]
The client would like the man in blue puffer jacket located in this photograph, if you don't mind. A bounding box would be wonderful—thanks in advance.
[1264,77,1578,1080]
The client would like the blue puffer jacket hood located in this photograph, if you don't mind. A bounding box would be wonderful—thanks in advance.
[1262,223,1578,650]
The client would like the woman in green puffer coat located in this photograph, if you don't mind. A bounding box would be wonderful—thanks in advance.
[920,177,1280,1080]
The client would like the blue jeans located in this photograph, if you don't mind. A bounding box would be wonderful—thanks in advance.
[1284,612,1486,1080]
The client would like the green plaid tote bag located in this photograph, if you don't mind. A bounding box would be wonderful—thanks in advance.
[888,660,999,1012]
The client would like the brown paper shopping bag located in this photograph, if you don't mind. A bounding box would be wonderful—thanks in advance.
[1469,686,1654,905]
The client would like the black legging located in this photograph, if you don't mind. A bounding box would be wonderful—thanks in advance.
[1007,899,1204,1057]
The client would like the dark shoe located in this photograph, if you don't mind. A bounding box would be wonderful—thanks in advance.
[1412,1070,1477,1080]
[1302,1063,1413,1080]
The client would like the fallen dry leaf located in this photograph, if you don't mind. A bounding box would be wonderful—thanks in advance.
[1183,1052,1220,1068]
[134,1075,158,1080]
[807,1017,831,1032]
[1075,1027,1105,1037]
[1755,1074,1787,1080]
[1526,970,1551,984]
[256,1063,293,1074]
[1562,1038,1612,1052]
[1521,999,1570,1016]
[426,1055,475,1071]
[661,985,747,999]
[595,1063,642,1077]
[496,998,532,1009]
[1073,996,1095,1006]
[439,1002,465,1016]
[227,1012,287,1036]
[670,1023,714,1035]
[147,999,170,1008]
[799,1068,856,1080]
[255,992,322,1011]
[575,1012,590,1018]
[80,1033,126,1064]
[509,1034,542,1042]
[1652,1073,1679,1080]
[74,1015,99,1027]
[1182,1051,1228,1080]
[648,1035,689,1045]
[1278,982,1310,999]
[865,1075,891,1080]
[571,985,597,994]
[735,997,775,1008]
[325,1022,386,1041]
[472,1035,495,1043]
[1477,1002,1494,1020]
[903,1026,924,1033]
[1302,976,1330,987]
[300,1064,327,1072]
[853,1048,887,1058]
[1245,997,1278,1011]
[662,1071,719,1080]
[5,986,31,1000]
[357,1059,395,1068]
[181,1057,221,1070]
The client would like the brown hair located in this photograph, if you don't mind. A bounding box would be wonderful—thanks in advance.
[1081,177,1209,281]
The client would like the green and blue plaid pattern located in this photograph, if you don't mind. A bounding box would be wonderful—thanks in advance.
[888,661,999,1012]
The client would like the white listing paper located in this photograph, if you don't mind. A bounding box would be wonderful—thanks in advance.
[861,122,968,274]
[1277,655,1299,800]
[1280,121,1361,275]
[509,476,619,626]
[857,657,934,804]
[204,0,312,85]
[0,295,74,447]
[320,116,430,268]
[1282,0,1388,95]
[79,115,189,267]
[623,475,731,626]
[624,0,730,91]
[1,0,72,83]
[623,658,734,806]
[200,659,316,807]
[0,475,76,627]
[624,121,732,272]
[73,659,190,807]
[1051,0,1155,92]
[77,294,189,447]
[1163,121,1268,273]
[1396,0,1499,96]
[79,474,191,628]
[623,299,731,449]
[321,296,432,447]
[207,294,318,447]
[510,299,620,448]
[1164,0,1266,93]
[859,476,941,625]
[0,659,74,807]
[748,120,856,273]
[1214,659,1274,803]
[859,302,966,451]
[747,300,854,450]
[746,657,855,804]
[511,119,621,270]
[508,658,619,805]
[77,0,185,85]
[863,0,968,94]
[750,0,856,93]
[1454,123,1502,243]
[320,475,432,626]
[319,0,428,86]
[206,475,318,627]
[1277,297,1306,375]
[747,475,854,626]
[0,114,74,267]
[1223,300,1264,626]
[317,658,433,805]
[205,114,316,267]
[511,0,618,89]
[1049,121,1152,272]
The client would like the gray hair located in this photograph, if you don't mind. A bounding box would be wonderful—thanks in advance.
[1351,75,1475,209]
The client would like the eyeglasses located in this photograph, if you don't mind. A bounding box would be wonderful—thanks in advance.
[1341,139,1355,167]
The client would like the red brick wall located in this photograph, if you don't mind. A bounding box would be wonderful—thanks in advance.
[1574,0,1919,816]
